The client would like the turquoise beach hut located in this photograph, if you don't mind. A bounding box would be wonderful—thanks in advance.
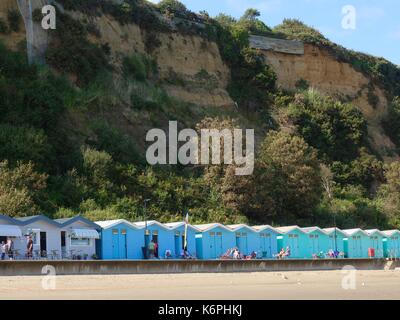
[226,224,259,256]
[133,220,173,259]
[274,226,309,259]
[382,230,400,258]
[96,219,143,260]
[252,225,280,258]
[164,222,199,258]
[365,229,385,258]
[194,223,236,259]
[301,227,330,258]
[342,228,370,258]
[323,227,346,254]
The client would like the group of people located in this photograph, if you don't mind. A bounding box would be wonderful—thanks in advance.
[276,247,291,259]
[147,239,159,259]
[0,238,14,260]
[0,235,34,260]
[221,247,258,260]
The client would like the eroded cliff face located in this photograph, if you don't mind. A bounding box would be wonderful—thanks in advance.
[260,43,397,159]
[0,0,26,49]
[73,13,234,108]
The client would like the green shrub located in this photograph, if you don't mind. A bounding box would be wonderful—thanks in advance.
[7,9,21,32]
[122,53,157,81]
[287,89,368,162]
[0,18,9,33]
[295,78,310,91]
[382,97,400,149]
[46,12,110,86]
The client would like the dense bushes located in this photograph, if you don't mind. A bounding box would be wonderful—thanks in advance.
[287,89,368,162]
[46,12,110,86]
[382,97,400,150]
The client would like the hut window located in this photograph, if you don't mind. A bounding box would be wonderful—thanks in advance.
[357,236,361,239]
[294,235,298,238]
[175,231,180,236]
[352,236,356,239]
[112,229,118,235]
[289,235,293,238]
[216,232,222,236]
[121,229,127,235]
[242,233,247,237]
[260,233,265,238]
[210,232,215,236]
[309,235,314,238]
[152,230,158,236]
[315,235,319,238]
[236,232,241,238]
[266,234,270,237]
[71,237,90,246]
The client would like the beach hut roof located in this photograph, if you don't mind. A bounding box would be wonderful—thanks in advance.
[132,220,169,230]
[15,214,60,227]
[0,214,22,225]
[323,227,347,236]
[343,228,369,236]
[252,225,281,233]
[55,215,100,229]
[226,224,256,232]
[95,219,139,230]
[164,222,200,231]
[382,230,400,237]
[274,225,306,234]
[364,229,386,237]
[193,223,231,232]
[301,226,328,234]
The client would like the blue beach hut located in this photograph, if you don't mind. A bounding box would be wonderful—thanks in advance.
[194,223,236,259]
[274,226,309,259]
[164,222,199,258]
[252,225,280,258]
[365,229,385,258]
[382,230,400,258]
[226,224,259,256]
[323,227,346,254]
[342,228,370,258]
[96,219,143,260]
[133,220,173,259]
[301,227,330,258]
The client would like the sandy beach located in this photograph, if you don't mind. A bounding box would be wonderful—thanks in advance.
[1,270,400,300]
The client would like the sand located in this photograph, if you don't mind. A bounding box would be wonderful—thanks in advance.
[1,270,400,299]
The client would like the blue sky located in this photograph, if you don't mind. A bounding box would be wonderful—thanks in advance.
[150,0,400,65]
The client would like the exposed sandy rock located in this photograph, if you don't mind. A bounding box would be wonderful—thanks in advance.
[261,43,398,159]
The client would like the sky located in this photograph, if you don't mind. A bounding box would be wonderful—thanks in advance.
[149,0,400,65]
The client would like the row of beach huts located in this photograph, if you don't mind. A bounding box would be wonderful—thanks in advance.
[1,214,400,260]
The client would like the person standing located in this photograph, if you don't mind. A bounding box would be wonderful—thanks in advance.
[27,236,33,259]
[0,241,5,260]
[147,240,155,259]
[6,238,13,260]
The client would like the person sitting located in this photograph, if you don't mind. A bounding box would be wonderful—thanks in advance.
[233,248,240,260]
[164,249,173,259]
[276,248,286,259]
[284,246,291,258]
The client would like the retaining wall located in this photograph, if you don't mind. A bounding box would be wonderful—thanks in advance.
[1,259,399,276]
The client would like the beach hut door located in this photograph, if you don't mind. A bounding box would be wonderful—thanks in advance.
[112,229,119,259]
[174,233,180,257]
[120,229,127,259]
[40,232,47,256]
[215,232,223,257]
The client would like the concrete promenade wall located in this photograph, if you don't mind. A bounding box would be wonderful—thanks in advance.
[1,259,399,276]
